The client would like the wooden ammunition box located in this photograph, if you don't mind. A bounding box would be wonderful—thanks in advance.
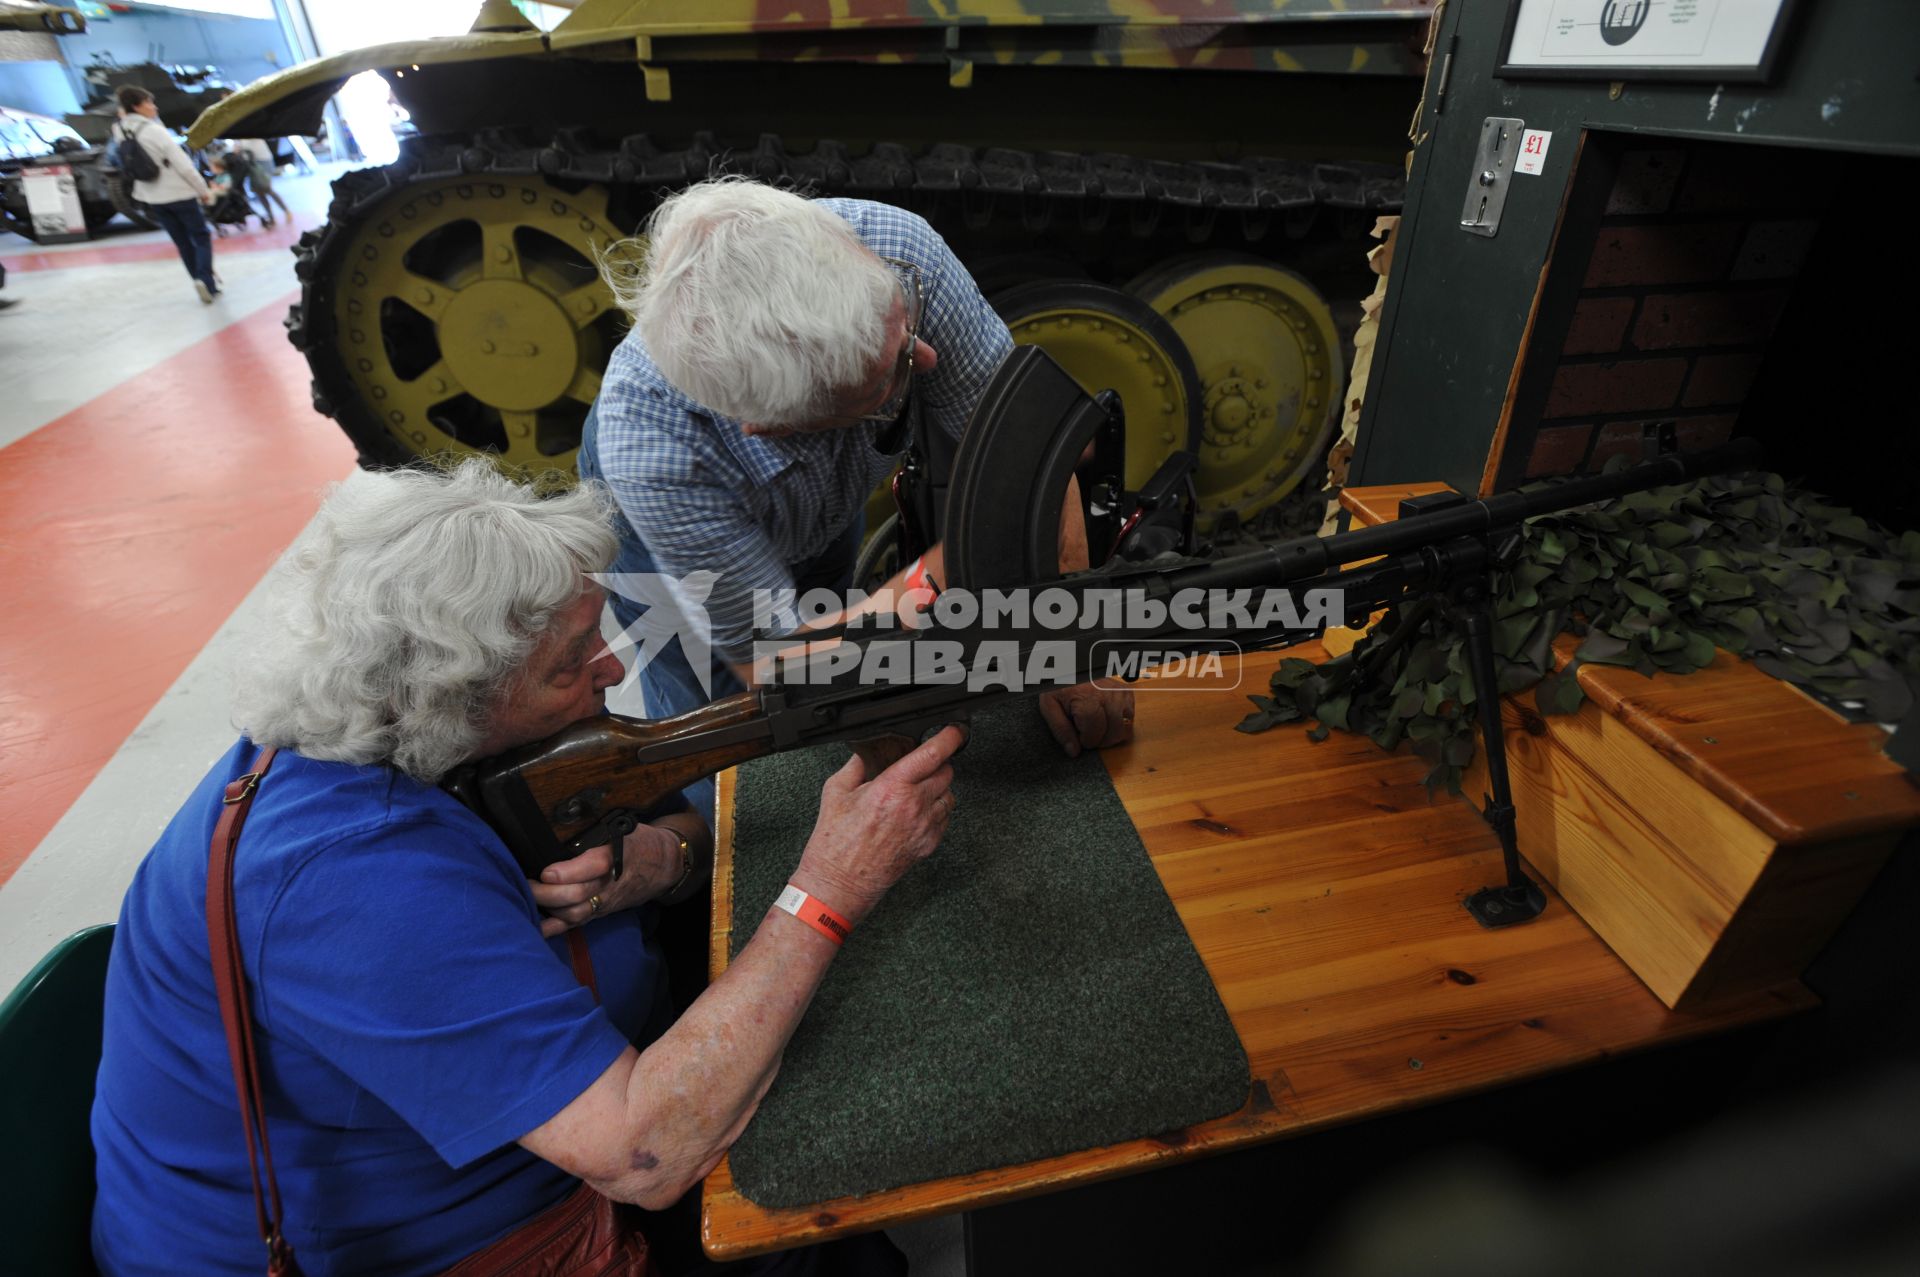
[1343,485,1920,1010]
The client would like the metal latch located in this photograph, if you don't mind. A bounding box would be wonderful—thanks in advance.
[1460,117,1525,238]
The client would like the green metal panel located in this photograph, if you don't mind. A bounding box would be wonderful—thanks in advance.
[1352,0,1920,493]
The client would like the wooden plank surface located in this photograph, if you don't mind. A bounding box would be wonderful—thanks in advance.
[700,648,1810,1259]
[1460,683,1772,1007]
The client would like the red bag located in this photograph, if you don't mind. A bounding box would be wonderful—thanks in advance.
[207,748,650,1276]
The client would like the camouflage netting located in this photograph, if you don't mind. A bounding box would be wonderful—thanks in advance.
[1237,466,1920,794]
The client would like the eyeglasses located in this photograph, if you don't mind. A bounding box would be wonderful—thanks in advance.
[850,258,924,426]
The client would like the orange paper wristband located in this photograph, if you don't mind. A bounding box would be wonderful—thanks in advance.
[774,883,852,947]
[902,555,939,597]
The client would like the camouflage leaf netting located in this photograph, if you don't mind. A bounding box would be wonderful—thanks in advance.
[1237,466,1920,794]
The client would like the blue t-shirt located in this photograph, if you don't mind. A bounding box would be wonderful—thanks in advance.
[91,739,678,1276]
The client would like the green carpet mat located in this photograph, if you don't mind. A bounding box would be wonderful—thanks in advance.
[725,704,1251,1208]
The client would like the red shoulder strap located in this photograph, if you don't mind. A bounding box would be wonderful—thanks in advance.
[206,750,599,1273]
[206,747,300,1275]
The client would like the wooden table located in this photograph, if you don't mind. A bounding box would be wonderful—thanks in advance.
[700,647,1813,1260]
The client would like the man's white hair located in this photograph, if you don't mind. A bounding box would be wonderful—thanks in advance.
[233,460,619,783]
[602,178,900,424]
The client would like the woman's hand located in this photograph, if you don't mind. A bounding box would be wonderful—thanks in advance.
[530,823,688,938]
[790,724,966,926]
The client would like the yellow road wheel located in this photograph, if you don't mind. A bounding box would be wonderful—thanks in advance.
[1128,255,1343,530]
[329,176,633,481]
[992,280,1203,493]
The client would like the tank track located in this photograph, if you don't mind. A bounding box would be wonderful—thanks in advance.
[287,129,1406,467]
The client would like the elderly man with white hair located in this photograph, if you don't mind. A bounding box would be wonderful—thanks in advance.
[89,460,960,1276]
[579,179,1133,819]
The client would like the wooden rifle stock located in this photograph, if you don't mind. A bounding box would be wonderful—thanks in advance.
[447,692,775,877]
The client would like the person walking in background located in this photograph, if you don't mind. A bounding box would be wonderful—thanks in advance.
[110,85,219,303]
[235,136,290,227]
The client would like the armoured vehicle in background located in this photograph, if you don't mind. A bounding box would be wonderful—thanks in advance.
[194,0,1434,534]
[0,4,150,239]
[62,56,238,146]
[0,105,121,240]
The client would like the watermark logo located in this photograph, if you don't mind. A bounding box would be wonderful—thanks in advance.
[593,572,1333,697]
[752,584,1339,638]
[751,586,1332,692]
[593,571,720,695]
[1090,641,1243,693]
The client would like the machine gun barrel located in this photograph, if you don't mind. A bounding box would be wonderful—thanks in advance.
[1172,437,1762,595]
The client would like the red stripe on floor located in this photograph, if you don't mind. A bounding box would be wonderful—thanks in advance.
[0,294,354,885]
[2,220,305,272]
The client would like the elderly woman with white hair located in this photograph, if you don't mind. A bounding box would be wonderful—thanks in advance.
[89,461,960,1276]
[578,178,1133,825]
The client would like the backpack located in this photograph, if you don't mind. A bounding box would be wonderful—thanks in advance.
[114,120,161,183]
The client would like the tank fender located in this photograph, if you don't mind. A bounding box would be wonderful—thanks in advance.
[185,30,546,149]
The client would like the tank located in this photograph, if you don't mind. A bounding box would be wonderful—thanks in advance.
[191,0,1434,533]
[62,56,238,146]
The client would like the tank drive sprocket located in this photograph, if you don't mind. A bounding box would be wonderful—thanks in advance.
[293,168,631,477]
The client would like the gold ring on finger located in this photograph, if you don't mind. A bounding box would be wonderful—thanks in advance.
[588,894,602,915]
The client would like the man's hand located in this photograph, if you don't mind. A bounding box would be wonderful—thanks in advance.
[1038,683,1135,759]
[790,724,966,925]
[531,823,685,938]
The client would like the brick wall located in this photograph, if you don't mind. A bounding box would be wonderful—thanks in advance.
[1520,140,1834,480]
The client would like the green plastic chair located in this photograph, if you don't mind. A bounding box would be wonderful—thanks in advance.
[0,924,113,1277]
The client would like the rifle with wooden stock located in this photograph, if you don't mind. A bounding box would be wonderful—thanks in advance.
[445,351,1758,925]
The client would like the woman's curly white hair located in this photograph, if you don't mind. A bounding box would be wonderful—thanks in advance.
[233,460,618,783]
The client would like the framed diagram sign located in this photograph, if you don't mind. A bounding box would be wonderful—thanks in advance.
[1499,1,1800,83]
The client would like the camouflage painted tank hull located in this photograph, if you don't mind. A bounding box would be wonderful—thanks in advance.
[197,0,1436,528]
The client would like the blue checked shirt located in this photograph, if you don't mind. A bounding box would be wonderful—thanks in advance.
[590,199,1013,663]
